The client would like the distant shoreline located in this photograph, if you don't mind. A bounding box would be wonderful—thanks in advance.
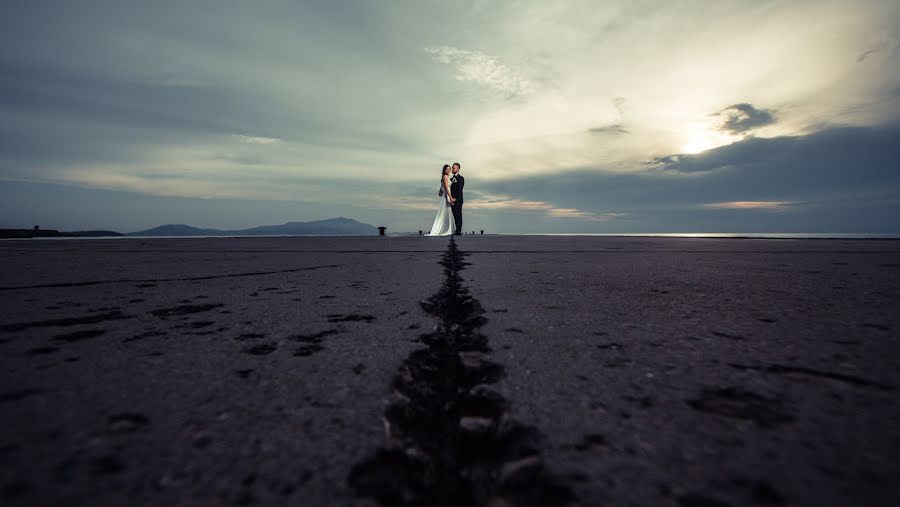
[0,234,379,240]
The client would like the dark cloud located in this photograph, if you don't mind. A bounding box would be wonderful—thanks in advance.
[0,1,443,179]
[651,124,895,179]
[648,136,770,172]
[714,103,776,135]
[857,48,880,63]
[0,55,424,181]
[588,124,629,135]
[478,123,900,232]
[856,36,898,63]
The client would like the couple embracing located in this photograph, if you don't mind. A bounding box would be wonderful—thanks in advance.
[427,162,465,236]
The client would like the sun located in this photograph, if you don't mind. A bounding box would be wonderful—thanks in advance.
[681,136,718,154]
[680,129,734,154]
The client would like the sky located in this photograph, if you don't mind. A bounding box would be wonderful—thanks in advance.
[1,0,899,233]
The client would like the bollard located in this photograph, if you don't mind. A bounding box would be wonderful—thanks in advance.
[418,230,423,235]
[480,230,484,235]
[378,226,386,236]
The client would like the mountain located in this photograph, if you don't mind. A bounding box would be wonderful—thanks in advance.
[127,217,377,236]
[125,224,229,236]
[231,217,377,236]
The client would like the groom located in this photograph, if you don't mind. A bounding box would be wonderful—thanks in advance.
[450,162,464,235]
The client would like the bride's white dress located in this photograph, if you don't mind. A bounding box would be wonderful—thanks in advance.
[426,183,455,236]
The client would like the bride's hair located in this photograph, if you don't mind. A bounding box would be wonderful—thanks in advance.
[438,164,451,196]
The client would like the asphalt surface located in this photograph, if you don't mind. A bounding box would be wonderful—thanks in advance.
[1,235,898,506]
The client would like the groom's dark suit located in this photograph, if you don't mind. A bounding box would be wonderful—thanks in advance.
[450,173,464,235]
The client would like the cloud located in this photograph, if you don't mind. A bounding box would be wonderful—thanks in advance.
[466,191,616,221]
[547,208,624,220]
[650,135,771,173]
[466,194,553,211]
[237,135,281,144]
[588,124,629,135]
[424,46,534,99]
[703,201,795,210]
[856,32,899,63]
[650,122,899,180]
[714,103,776,135]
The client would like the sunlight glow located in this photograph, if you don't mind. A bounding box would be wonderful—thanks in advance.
[681,129,735,155]
[681,136,718,154]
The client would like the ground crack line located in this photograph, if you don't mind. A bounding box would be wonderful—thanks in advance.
[348,237,574,506]
[0,264,343,291]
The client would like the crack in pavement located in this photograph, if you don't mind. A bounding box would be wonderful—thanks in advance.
[0,264,343,291]
[1,311,134,333]
[348,237,573,506]
[728,363,895,391]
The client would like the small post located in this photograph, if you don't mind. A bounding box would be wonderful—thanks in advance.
[480,230,484,235]
[418,230,423,235]
[471,231,474,235]
[378,226,386,236]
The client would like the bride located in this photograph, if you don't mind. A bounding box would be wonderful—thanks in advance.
[426,164,456,236]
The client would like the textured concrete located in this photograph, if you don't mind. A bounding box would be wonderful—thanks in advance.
[1,236,899,506]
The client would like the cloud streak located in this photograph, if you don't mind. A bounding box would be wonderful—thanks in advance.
[466,192,618,221]
[703,201,795,210]
[237,135,281,144]
[424,45,535,99]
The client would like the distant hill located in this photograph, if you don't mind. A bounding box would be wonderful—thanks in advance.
[127,217,377,236]
[125,224,228,236]
[0,228,123,238]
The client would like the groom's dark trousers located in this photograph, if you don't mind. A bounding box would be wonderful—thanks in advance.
[450,173,464,235]
[451,201,463,235]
